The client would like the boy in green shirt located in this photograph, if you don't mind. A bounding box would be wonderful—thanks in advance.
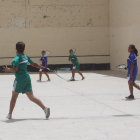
[4,42,50,119]
[69,49,84,81]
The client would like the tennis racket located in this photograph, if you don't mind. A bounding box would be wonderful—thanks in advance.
[72,48,76,54]
[52,67,71,81]
[45,50,51,56]
[116,64,128,70]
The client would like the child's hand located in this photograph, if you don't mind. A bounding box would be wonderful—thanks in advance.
[73,65,76,70]
[3,66,9,72]
[44,68,50,72]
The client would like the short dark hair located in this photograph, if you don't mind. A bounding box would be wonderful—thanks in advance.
[129,44,138,56]
[42,50,46,54]
[16,42,25,53]
[69,49,73,53]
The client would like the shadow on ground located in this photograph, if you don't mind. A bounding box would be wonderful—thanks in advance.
[1,114,140,123]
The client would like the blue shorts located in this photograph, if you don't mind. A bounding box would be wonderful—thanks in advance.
[128,75,137,82]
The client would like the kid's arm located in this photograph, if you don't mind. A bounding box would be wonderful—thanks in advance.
[73,60,77,66]
[31,63,49,72]
[4,66,18,73]
[31,63,46,70]
[44,61,48,67]
[28,56,49,72]
[68,56,71,61]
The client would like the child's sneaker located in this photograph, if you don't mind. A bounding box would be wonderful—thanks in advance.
[44,107,50,119]
[6,114,12,119]
[82,77,85,80]
[125,95,135,100]
[69,77,75,81]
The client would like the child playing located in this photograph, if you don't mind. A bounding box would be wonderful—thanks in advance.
[38,50,50,81]
[68,49,85,81]
[126,44,140,100]
[4,42,50,119]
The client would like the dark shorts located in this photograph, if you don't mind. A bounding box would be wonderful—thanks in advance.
[128,74,137,82]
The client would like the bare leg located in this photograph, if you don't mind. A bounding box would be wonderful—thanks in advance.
[72,69,75,79]
[26,92,45,110]
[77,70,84,78]
[128,81,134,96]
[9,92,19,114]
[44,72,50,80]
[133,82,140,90]
[39,71,42,81]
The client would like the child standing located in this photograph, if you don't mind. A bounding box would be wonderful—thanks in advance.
[69,49,85,81]
[4,42,50,119]
[126,44,140,100]
[38,50,50,81]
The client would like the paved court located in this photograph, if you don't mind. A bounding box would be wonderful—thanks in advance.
[0,71,140,140]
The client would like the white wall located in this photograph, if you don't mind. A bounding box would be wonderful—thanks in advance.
[0,0,109,65]
[110,0,140,73]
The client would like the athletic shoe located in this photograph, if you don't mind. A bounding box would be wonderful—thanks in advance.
[125,95,135,100]
[6,114,12,119]
[82,77,85,80]
[69,77,75,81]
[44,107,50,119]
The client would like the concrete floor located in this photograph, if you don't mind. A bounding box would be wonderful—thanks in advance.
[0,71,140,140]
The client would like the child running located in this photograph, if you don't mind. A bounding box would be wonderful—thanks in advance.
[126,44,140,100]
[38,50,50,82]
[4,42,50,119]
[69,49,85,81]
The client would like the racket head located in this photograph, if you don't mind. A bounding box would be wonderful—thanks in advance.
[45,50,51,56]
[116,64,127,69]
[56,67,71,73]
[72,48,76,54]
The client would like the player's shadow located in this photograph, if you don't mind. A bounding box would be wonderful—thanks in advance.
[3,118,47,123]
[2,114,140,123]
[113,114,134,117]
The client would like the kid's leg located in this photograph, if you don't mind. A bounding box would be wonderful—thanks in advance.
[77,70,84,79]
[126,81,135,100]
[72,69,75,80]
[44,72,50,81]
[70,69,76,81]
[7,92,19,119]
[39,71,42,81]
[133,82,140,90]
[128,81,134,96]
[26,92,50,119]
[26,92,45,110]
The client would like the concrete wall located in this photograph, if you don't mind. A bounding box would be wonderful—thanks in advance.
[0,0,109,65]
[110,0,140,73]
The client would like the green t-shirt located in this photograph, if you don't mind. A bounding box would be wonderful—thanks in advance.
[69,54,79,65]
[12,54,34,78]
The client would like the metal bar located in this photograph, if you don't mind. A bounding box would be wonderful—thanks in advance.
[0,55,110,59]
